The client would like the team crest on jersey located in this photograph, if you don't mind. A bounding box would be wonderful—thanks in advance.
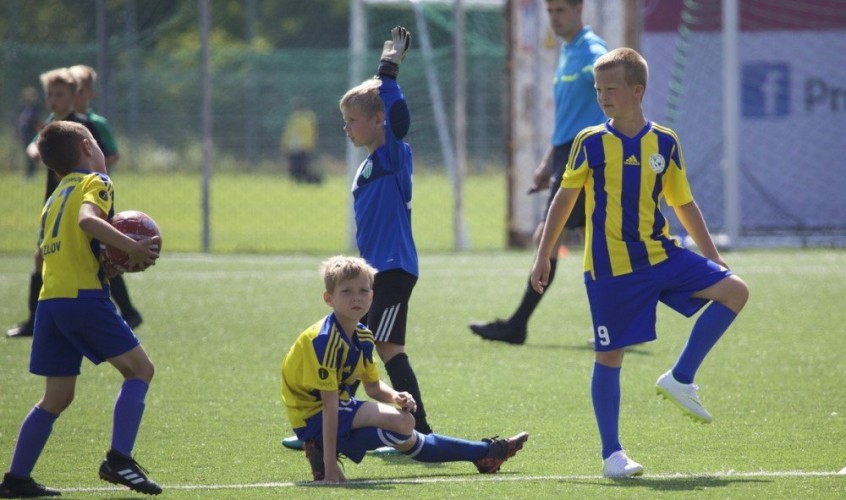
[98,190,109,202]
[361,159,373,179]
[318,368,329,380]
[649,154,666,174]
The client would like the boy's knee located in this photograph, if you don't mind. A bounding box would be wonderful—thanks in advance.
[125,359,155,383]
[40,393,74,415]
[726,275,750,313]
[399,410,415,435]
[137,361,155,383]
[111,347,155,382]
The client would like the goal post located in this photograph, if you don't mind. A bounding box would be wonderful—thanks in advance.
[504,0,557,247]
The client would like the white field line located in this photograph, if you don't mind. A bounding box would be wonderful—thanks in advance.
[63,470,845,493]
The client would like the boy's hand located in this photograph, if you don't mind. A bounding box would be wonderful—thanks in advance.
[101,255,123,279]
[530,256,551,294]
[395,391,417,413]
[528,167,552,194]
[125,235,160,272]
[26,142,41,161]
[381,26,411,65]
[321,463,347,484]
[378,26,411,78]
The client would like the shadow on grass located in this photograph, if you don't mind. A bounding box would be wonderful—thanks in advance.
[293,470,772,491]
[297,470,525,490]
[525,342,654,357]
[565,476,770,491]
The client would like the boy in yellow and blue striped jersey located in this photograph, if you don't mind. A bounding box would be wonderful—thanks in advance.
[530,48,749,478]
[0,121,161,498]
[281,256,528,483]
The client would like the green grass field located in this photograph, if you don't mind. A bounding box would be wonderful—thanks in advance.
[0,172,507,254]
[1,249,845,498]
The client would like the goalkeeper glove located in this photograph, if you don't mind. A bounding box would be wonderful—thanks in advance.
[378,25,411,78]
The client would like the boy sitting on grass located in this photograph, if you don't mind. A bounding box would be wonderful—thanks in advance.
[281,256,528,483]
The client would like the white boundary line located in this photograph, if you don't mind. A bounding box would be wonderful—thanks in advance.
[62,470,845,493]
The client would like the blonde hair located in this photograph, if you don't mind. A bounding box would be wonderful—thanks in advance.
[37,121,94,176]
[321,255,377,294]
[68,65,98,91]
[39,68,77,93]
[339,78,383,117]
[594,47,649,89]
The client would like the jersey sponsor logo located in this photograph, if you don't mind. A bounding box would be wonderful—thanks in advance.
[624,155,640,166]
[649,154,666,174]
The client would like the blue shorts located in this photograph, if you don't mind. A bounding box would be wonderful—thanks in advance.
[294,398,395,463]
[31,298,140,376]
[585,250,732,351]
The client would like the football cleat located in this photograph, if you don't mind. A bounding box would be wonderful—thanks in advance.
[468,320,527,345]
[0,473,60,498]
[281,435,304,451]
[474,431,529,473]
[98,451,162,496]
[602,450,644,478]
[656,370,713,423]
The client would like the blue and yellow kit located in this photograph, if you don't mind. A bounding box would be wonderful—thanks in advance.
[281,313,380,429]
[563,121,694,281]
[38,170,113,300]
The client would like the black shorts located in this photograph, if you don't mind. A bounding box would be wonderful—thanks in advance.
[547,141,586,229]
[362,269,417,345]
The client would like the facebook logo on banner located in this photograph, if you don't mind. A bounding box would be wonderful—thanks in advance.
[743,62,790,118]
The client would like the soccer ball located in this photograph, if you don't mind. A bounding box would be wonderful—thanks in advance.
[104,210,161,273]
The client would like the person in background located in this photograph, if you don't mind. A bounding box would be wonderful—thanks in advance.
[281,97,321,184]
[17,86,42,179]
[7,68,117,339]
[469,0,607,345]
[69,64,142,329]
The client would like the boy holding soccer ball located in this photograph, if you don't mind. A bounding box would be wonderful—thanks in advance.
[530,48,749,477]
[281,255,528,483]
[0,121,161,498]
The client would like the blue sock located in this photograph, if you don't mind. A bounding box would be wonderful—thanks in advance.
[340,427,412,463]
[591,362,622,460]
[673,302,737,384]
[9,406,59,478]
[404,432,488,463]
[111,379,149,457]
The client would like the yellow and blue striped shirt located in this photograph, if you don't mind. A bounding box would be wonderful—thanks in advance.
[38,170,113,299]
[562,121,694,280]
[281,313,380,429]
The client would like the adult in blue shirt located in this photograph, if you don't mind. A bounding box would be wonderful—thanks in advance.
[470,0,607,344]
